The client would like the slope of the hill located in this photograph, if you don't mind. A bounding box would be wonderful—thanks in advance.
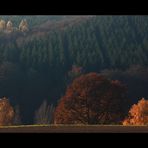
[0,15,148,124]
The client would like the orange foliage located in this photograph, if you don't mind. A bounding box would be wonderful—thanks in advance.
[0,97,14,126]
[54,73,127,124]
[123,98,148,125]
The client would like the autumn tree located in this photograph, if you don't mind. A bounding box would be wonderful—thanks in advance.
[54,73,127,124]
[6,21,13,33]
[123,98,148,125]
[0,19,6,31]
[34,100,55,124]
[19,19,29,32]
[0,97,14,126]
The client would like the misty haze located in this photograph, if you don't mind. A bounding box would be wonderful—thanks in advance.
[0,15,148,132]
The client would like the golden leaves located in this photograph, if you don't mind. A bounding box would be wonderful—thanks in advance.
[123,98,148,125]
[0,97,14,126]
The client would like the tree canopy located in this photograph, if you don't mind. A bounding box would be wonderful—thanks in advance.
[0,97,14,126]
[123,98,148,125]
[54,73,127,124]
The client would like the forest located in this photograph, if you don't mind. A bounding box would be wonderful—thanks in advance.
[0,15,148,125]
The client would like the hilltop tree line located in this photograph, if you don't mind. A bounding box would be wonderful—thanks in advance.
[0,16,148,123]
[0,19,29,33]
[0,16,56,29]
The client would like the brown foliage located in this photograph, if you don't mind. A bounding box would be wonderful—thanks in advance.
[0,97,14,126]
[54,73,127,124]
[123,98,148,125]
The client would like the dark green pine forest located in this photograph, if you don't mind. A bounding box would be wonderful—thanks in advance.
[0,15,148,124]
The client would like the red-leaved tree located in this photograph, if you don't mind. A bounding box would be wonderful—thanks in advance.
[54,73,127,124]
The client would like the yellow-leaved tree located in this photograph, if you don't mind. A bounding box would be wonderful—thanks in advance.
[123,98,148,125]
[0,97,14,126]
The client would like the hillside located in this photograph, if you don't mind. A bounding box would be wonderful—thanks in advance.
[0,15,148,124]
